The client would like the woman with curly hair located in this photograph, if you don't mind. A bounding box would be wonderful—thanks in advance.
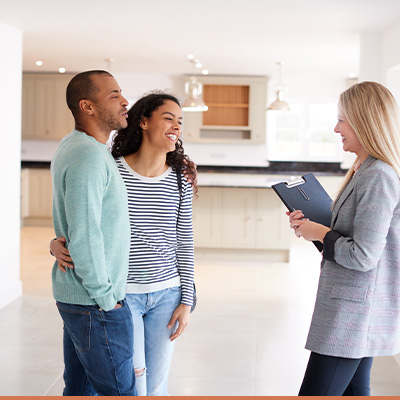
[51,91,196,396]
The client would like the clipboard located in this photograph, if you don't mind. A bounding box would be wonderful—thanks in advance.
[272,173,332,252]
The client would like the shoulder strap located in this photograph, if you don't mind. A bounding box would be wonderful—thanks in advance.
[176,168,182,199]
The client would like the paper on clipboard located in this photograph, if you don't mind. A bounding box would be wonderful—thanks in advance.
[272,173,333,251]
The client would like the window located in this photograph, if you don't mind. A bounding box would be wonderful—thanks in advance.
[267,102,342,162]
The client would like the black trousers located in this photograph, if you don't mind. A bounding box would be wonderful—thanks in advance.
[299,352,373,396]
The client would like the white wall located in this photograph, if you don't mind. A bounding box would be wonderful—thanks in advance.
[383,16,400,78]
[0,23,23,308]
[113,72,182,104]
[359,31,383,83]
[383,16,400,101]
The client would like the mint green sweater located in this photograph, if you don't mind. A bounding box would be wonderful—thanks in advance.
[51,130,130,311]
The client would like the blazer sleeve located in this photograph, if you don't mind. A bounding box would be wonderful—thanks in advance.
[333,166,399,272]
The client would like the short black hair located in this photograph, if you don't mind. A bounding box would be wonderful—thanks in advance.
[66,70,112,118]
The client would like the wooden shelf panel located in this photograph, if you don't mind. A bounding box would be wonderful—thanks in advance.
[204,106,248,126]
[203,84,250,126]
[204,84,249,104]
[206,103,249,108]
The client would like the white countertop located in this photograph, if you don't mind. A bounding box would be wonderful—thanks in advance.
[197,172,297,188]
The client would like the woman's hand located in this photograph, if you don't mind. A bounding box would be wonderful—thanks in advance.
[50,237,74,273]
[289,216,331,242]
[167,304,191,341]
[286,209,305,223]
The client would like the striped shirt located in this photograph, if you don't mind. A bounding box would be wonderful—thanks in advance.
[116,156,195,306]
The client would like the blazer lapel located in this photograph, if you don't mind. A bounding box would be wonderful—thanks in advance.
[331,156,376,226]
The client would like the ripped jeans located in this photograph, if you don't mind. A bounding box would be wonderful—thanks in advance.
[126,287,181,396]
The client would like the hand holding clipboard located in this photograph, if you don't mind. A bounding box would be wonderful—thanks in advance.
[272,174,332,251]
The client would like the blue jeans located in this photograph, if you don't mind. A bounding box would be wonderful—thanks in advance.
[126,287,182,396]
[299,352,374,396]
[57,300,137,396]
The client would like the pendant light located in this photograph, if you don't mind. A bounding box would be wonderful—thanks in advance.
[182,55,208,112]
[267,61,290,111]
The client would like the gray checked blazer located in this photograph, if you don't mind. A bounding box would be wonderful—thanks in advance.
[305,156,400,358]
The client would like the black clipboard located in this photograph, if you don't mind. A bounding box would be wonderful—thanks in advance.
[272,173,332,252]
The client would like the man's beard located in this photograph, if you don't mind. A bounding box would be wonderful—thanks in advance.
[97,104,126,131]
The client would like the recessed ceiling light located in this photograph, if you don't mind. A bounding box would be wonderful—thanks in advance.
[202,69,209,75]
[348,72,356,79]
[186,53,195,60]
[36,60,43,66]
[59,67,66,74]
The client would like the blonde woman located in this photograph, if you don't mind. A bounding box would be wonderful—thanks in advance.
[289,82,400,395]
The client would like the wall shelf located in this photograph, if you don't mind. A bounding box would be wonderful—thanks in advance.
[183,75,268,144]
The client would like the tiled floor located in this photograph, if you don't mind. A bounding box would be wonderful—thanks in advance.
[0,226,399,396]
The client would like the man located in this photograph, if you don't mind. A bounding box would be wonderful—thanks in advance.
[51,70,136,396]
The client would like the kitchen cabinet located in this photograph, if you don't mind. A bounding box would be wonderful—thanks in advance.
[21,168,53,226]
[183,76,268,144]
[22,73,74,140]
[255,189,290,250]
[192,187,290,258]
[221,188,256,249]
[191,187,223,247]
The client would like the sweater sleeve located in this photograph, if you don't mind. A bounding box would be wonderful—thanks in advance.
[64,151,117,311]
[176,176,195,306]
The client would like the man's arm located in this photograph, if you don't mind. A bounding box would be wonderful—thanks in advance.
[62,154,118,311]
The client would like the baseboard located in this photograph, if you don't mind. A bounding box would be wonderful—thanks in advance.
[0,280,23,309]
[194,248,290,263]
[22,217,52,227]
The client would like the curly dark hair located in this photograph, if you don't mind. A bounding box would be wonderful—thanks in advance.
[111,91,197,195]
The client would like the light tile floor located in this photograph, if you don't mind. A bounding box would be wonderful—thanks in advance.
[0,226,399,396]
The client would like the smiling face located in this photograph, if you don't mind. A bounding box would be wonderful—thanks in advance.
[140,100,182,153]
[90,74,129,132]
[334,104,366,157]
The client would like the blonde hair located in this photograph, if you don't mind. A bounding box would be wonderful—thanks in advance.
[336,81,400,197]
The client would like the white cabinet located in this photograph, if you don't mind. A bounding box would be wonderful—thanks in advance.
[192,187,290,254]
[183,76,268,144]
[21,169,53,226]
[22,74,74,140]
[192,187,223,247]
[255,189,290,250]
[221,188,256,249]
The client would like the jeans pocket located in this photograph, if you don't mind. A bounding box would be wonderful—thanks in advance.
[57,303,91,352]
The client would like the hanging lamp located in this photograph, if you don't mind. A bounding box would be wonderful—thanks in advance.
[182,56,208,112]
[267,61,290,111]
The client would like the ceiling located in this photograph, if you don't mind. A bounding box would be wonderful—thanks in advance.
[2,0,400,80]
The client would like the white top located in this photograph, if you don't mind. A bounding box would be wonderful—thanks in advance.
[115,157,195,306]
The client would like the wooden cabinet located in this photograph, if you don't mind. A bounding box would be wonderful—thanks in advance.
[183,76,268,144]
[21,169,53,226]
[192,187,290,255]
[22,73,74,141]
